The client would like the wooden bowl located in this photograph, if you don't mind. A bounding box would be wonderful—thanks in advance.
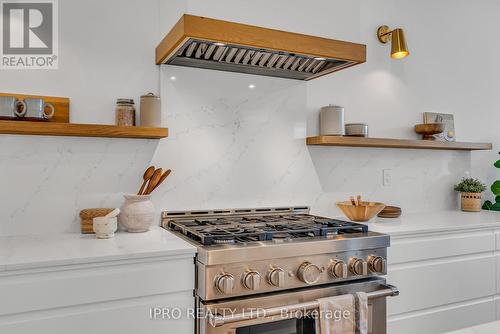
[415,123,445,140]
[336,201,386,222]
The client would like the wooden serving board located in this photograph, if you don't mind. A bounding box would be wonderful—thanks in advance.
[0,92,69,123]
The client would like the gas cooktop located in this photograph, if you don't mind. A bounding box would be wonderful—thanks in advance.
[164,207,368,246]
[161,206,390,301]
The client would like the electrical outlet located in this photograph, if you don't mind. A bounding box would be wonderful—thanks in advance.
[383,169,392,187]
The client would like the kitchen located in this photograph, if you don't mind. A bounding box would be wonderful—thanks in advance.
[0,0,499,333]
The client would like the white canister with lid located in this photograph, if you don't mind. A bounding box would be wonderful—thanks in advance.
[140,93,161,127]
[319,105,345,136]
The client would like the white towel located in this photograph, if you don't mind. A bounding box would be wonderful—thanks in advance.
[354,292,368,334]
[316,292,369,334]
[317,294,356,334]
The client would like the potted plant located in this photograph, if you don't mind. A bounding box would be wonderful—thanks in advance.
[454,178,486,212]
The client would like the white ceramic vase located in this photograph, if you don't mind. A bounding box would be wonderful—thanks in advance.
[119,194,155,232]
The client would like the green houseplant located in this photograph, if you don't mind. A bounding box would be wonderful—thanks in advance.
[482,152,500,211]
[454,178,486,212]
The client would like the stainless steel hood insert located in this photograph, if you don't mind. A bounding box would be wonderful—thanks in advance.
[167,38,355,80]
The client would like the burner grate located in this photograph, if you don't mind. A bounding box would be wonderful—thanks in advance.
[166,212,368,245]
[169,222,267,245]
[262,222,320,240]
[315,219,369,236]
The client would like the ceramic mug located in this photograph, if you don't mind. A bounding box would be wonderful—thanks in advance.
[0,96,26,118]
[24,98,55,119]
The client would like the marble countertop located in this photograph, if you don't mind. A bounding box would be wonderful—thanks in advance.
[2,210,499,271]
[364,210,500,236]
[445,321,500,334]
[0,226,196,272]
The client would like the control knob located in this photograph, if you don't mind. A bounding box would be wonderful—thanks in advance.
[243,271,261,290]
[368,255,386,273]
[329,260,348,278]
[268,268,285,287]
[297,262,323,284]
[215,273,235,294]
[349,257,368,276]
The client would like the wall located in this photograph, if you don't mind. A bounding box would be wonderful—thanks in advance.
[0,0,162,235]
[318,0,500,195]
[0,0,161,123]
[156,0,498,218]
[0,0,498,235]
[158,65,470,218]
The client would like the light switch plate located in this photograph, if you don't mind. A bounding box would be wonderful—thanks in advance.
[383,169,392,187]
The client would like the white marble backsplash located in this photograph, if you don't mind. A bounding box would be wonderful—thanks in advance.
[0,137,157,235]
[0,65,472,235]
[153,66,469,218]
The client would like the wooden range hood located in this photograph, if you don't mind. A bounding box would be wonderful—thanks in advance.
[156,15,366,80]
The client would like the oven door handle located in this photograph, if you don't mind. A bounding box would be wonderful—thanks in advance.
[208,283,399,328]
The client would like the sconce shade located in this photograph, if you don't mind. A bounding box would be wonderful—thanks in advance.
[391,28,409,59]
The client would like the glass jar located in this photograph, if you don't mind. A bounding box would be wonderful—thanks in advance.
[115,98,135,126]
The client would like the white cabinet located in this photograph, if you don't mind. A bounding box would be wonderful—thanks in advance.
[0,255,195,334]
[0,291,193,334]
[386,229,498,334]
[389,299,496,334]
[388,255,495,315]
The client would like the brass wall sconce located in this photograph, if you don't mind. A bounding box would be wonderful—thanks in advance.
[377,25,409,59]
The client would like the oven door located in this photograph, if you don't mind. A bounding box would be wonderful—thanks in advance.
[197,278,398,334]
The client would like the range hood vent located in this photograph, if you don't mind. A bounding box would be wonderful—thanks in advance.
[156,15,366,81]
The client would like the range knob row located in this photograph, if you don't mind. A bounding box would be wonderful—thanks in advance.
[215,255,386,293]
[307,255,386,283]
[347,256,386,276]
[215,268,285,294]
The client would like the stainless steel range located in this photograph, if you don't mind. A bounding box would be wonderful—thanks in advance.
[162,206,398,334]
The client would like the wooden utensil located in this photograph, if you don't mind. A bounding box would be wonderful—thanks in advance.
[144,168,162,195]
[138,166,155,195]
[150,169,171,193]
[350,195,362,206]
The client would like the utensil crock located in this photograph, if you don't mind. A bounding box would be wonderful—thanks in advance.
[119,194,155,232]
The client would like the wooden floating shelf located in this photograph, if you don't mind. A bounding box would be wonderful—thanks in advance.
[0,120,168,139]
[306,136,492,151]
